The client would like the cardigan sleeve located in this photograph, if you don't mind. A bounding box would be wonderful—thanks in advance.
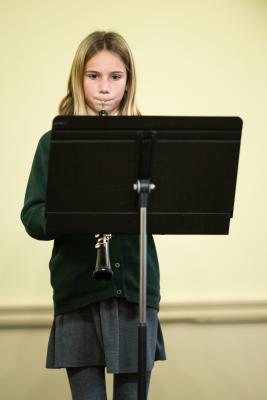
[20,131,56,241]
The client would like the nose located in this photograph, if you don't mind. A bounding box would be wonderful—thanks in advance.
[99,78,110,94]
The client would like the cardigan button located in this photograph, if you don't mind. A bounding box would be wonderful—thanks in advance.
[116,289,122,295]
[115,262,121,268]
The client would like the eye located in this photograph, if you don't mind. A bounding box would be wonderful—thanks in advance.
[112,74,121,80]
[87,73,97,80]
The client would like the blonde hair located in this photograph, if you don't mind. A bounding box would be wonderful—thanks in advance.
[59,31,141,116]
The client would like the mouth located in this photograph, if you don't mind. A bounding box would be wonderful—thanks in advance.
[95,98,113,103]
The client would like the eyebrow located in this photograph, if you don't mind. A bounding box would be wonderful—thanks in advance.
[84,70,125,74]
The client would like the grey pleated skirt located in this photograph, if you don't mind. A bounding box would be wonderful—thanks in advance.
[46,298,166,373]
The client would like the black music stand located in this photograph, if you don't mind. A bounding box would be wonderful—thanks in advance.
[45,115,242,400]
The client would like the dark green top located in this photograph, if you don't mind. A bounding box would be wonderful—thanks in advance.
[21,132,161,316]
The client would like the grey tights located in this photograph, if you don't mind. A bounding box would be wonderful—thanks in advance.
[66,367,151,400]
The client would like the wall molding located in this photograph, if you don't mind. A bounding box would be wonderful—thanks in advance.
[159,300,267,324]
[1,300,267,328]
[0,305,52,328]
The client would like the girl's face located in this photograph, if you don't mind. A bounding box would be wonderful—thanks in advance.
[83,50,127,116]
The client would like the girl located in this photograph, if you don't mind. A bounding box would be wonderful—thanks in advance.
[21,31,166,400]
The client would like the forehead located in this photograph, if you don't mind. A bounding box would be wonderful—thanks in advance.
[85,50,126,72]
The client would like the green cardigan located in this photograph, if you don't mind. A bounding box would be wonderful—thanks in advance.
[21,132,161,316]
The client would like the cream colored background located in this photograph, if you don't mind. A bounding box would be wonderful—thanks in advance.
[1,0,267,399]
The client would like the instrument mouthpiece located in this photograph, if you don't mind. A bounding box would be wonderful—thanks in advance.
[99,100,108,116]
[99,110,108,116]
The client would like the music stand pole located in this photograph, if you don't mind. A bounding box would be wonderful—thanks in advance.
[134,179,155,400]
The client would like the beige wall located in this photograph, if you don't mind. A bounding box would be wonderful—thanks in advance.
[0,0,267,398]
[1,315,267,400]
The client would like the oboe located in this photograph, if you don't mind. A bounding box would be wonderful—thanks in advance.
[93,101,113,280]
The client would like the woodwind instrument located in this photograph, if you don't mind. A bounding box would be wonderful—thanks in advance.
[93,101,113,280]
